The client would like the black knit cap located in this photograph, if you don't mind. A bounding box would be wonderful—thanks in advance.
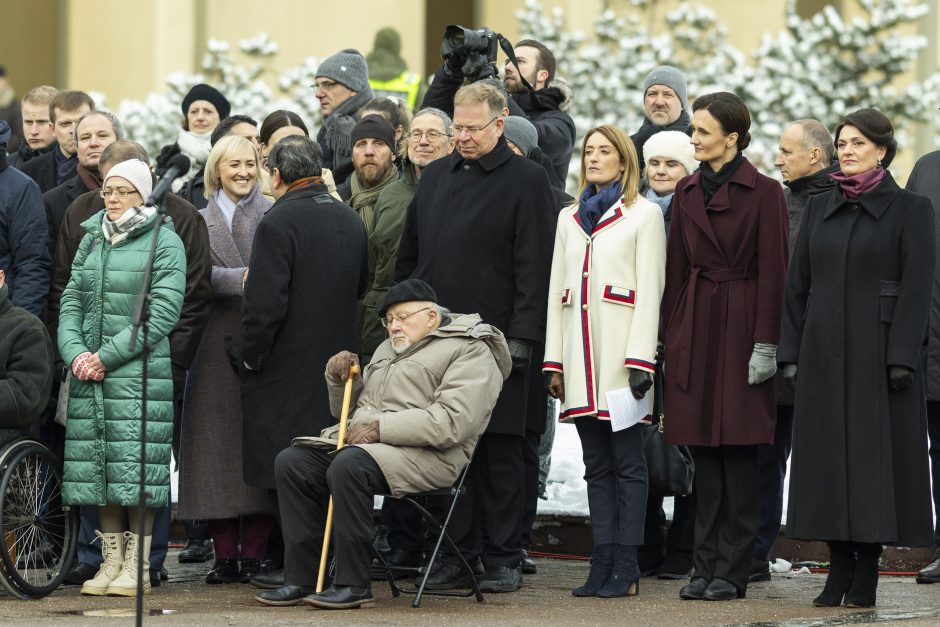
[181,83,231,120]
[379,279,438,318]
[351,114,396,150]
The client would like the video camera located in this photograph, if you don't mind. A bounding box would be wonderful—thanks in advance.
[441,25,500,82]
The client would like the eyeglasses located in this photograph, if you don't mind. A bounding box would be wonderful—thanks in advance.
[100,188,140,199]
[408,129,450,141]
[381,307,431,328]
[313,79,339,91]
[449,117,499,137]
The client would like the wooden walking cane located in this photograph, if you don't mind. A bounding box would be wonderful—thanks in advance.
[316,362,360,592]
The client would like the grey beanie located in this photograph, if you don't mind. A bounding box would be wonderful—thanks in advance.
[316,49,370,93]
[643,65,688,110]
[502,116,539,157]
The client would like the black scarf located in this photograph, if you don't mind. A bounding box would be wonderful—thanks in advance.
[631,111,692,167]
[511,87,566,114]
[699,152,743,204]
[16,139,54,164]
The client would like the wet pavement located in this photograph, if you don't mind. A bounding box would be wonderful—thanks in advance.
[3,550,940,626]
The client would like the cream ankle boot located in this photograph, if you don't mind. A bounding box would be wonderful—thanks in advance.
[81,531,125,596]
[106,532,152,596]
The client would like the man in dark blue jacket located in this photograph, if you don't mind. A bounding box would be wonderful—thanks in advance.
[0,120,50,318]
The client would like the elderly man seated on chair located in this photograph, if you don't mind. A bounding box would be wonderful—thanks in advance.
[255,279,511,610]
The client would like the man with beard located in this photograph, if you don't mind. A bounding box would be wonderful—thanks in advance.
[336,114,400,362]
[630,66,691,169]
[21,90,95,193]
[502,39,575,183]
[8,86,58,170]
[397,81,555,593]
[43,111,122,257]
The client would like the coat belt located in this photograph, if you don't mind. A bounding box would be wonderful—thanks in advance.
[675,265,758,391]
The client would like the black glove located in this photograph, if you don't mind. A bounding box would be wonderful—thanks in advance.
[628,368,653,400]
[223,335,242,375]
[507,338,532,371]
[441,48,466,79]
[781,364,798,390]
[888,365,914,391]
[655,340,665,364]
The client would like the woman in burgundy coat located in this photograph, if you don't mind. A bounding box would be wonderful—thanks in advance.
[661,92,788,601]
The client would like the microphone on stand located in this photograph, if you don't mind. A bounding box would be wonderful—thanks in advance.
[145,153,191,207]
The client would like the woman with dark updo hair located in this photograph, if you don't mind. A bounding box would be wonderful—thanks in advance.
[779,108,935,608]
[661,91,789,602]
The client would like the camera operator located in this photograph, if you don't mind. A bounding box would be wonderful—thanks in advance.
[422,28,574,186]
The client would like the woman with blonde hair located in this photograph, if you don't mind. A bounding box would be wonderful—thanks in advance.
[544,124,666,597]
[177,134,274,585]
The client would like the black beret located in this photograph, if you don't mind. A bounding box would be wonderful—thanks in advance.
[379,279,438,318]
[181,83,231,120]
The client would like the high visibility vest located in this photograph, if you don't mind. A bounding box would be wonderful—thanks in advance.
[369,71,422,109]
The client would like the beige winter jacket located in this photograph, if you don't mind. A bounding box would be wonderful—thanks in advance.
[320,313,511,496]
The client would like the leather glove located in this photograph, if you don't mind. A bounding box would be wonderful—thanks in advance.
[748,343,777,385]
[347,421,380,445]
[628,368,653,400]
[888,365,914,391]
[327,350,360,381]
[781,364,798,390]
[441,48,467,79]
[507,338,532,371]
[548,372,565,403]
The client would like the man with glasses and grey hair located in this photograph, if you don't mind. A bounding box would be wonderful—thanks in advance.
[239,136,367,573]
[396,81,555,593]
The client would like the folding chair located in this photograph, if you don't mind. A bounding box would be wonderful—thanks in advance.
[374,458,483,607]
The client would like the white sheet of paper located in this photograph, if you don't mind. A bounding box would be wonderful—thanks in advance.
[605,387,651,432]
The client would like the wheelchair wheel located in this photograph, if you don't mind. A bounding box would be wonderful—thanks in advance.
[0,439,78,599]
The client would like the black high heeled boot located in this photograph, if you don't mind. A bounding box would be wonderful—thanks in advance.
[597,545,640,598]
[813,541,854,607]
[572,544,614,597]
[844,543,882,608]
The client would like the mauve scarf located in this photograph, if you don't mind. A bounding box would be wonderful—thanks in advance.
[829,167,886,199]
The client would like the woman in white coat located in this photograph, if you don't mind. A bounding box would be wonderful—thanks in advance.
[544,124,666,598]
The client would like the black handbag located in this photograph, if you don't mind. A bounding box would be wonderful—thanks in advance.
[643,363,695,496]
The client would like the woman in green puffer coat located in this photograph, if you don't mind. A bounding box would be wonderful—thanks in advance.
[58,159,186,597]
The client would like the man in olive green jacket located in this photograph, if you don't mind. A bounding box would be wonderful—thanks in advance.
[256,279,510,610]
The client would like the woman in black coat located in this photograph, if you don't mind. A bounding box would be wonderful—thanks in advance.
[779,109,935,608]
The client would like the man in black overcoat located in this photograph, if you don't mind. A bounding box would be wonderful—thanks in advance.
[906,143,940,583]
[240,135,367,493]
[396,81,555,592]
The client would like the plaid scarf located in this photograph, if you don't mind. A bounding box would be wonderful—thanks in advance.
[102,205,157,245]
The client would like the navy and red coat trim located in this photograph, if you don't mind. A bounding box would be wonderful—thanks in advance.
[572,199,625,237]
[602,284,636,305]
[561,288,572,305]
[624,358,656,374]
[543,361,564,373]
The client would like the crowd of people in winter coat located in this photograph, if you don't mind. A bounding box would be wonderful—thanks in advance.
[3,23,940,614]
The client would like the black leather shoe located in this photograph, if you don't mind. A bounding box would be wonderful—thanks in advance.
[656,554,693,580]
[917,549,940,584]
[239,558,263,583]
[479,565,521,593]
[255,585,316,606]
[748,557,771,582]
[520,550,537,575]
[371,548,423,580]
[703,577,743,600]
[206,558,240,584]
[178,538,214,563]
[679,576,709,600]
[422,557,484,590]
[373,525,392,555]
[303,585,374,609]
[63,562,98,585]
[251,566,284,589]
[150,567,168,588]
